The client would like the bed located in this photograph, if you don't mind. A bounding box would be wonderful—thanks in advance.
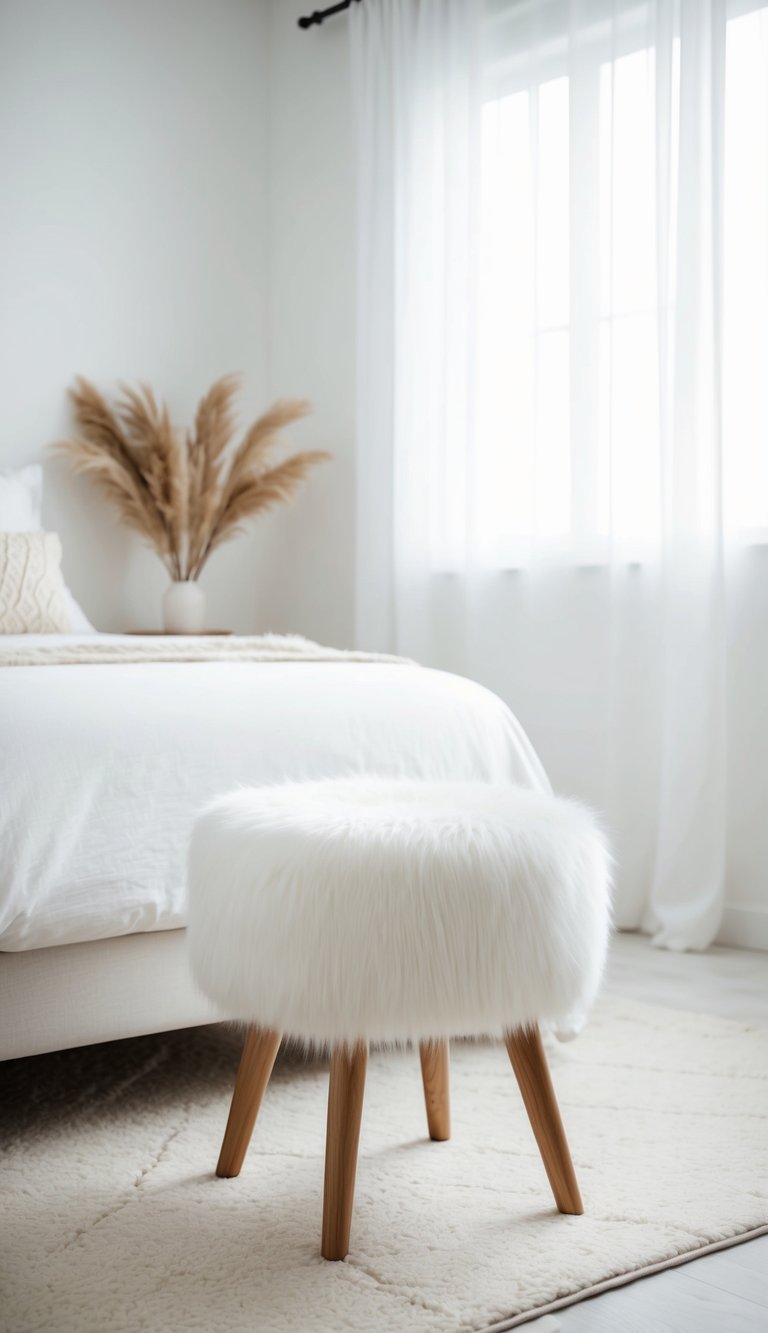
[0,633,550,1060]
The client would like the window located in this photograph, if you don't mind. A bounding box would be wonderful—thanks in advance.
[723,5,768,535]
[470,1,768,566]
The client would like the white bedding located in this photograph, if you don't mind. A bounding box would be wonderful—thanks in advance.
[0,634,550,952]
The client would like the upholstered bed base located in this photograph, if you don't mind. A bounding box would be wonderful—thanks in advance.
[0,930,220,1061]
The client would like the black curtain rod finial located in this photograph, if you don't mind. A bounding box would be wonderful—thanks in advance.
[298,0,361,31]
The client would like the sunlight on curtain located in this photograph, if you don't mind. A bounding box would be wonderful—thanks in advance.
[464,4,768,568]
[352,0,768,950]
[723,7,768,536]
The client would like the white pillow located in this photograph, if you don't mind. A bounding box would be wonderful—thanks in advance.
[0,464,96,632]
[0,532,73,633]
[0,464,42,529]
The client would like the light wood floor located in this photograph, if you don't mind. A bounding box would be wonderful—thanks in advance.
[554,931,768,1333]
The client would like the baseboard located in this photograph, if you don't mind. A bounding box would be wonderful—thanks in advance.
[717,904,768,952]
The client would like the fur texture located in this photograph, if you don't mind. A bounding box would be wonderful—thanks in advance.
[187,779,612,1043]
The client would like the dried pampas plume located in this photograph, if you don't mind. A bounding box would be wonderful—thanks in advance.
[54,376,330,580]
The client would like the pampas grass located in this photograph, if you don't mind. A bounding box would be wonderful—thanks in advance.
[54,376,329,581]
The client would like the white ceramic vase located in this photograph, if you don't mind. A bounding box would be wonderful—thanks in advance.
[162,581,206,634]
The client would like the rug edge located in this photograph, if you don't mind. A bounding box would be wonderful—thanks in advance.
[479,1222,768,1332]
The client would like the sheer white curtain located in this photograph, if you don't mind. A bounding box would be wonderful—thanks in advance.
[351,0,768,948]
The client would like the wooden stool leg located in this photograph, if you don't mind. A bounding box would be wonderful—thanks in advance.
[419,1040,451,1141]
[504,1025,584,1215]
[321,1041,368,1261]
[216,1025,282,1178]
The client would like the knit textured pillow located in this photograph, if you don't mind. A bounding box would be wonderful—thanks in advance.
[0,532,73,633]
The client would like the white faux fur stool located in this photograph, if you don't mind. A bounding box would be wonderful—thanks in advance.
[187,778,611,1260]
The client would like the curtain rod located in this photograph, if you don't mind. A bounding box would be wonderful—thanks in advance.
[298,0,362,30]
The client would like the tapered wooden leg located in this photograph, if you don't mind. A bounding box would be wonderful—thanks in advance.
[216,1025,282,1178]
[504,1025,584,1215]
[321,1041,368,1261]
[419,1040,451,1141]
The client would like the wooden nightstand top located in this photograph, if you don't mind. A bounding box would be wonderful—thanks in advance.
[123,630,233,636]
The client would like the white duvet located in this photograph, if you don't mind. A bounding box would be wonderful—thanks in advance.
[0,635,550,952]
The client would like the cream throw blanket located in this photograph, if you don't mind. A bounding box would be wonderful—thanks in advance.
[0,634,411,668]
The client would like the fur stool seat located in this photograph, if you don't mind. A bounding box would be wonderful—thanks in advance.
[187,778,611,1260]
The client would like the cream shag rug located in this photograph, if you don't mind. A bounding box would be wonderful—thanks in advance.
[2,998,767,1332]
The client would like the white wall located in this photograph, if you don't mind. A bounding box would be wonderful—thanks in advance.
[0,0,356,638]
[263,0,357,647]
[0,0,272,632]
